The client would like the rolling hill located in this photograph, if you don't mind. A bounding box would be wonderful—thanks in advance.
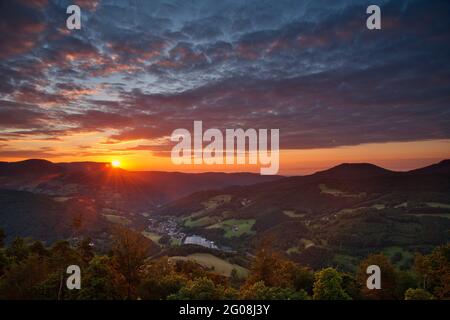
[0,189,109,244]
[158,160,450,268]
[0,159,449,270]
[0,159,281,210]
[0,159,280,244]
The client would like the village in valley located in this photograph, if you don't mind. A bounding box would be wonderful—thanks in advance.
[144,215,219,250]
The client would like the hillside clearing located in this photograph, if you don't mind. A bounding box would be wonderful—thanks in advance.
[102,214,131,225]
[201,194,232,210]
[207,219,256,238]
[169,253,248,278]
[283,210,306,218]
[183,215,219,228]
[319,184,365,198]
[383,246,414,267]
[426,202,450,209]
[141,231,162,244]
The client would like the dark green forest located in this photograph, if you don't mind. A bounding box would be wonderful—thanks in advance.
[0,227,447,300]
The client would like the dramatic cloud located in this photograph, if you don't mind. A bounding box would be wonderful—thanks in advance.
[0,148,69,158]
[0,1,46,59]
[0,0,449,155]
[0,100,50,129]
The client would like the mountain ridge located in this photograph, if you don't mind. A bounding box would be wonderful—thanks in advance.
[155,159,450,266]
[0,158,449,259]
[1,158,449,175]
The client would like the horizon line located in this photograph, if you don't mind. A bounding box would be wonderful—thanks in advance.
[1,158,448,177]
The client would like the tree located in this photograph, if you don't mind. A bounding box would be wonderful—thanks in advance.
[48,240,80,269]
[0,230,9,275]
[6,237,29,263]
[173,259,211,279]
[0,254,49,299]
[414,244,450,299]
[0,250,8,277]
[33,271,77,300]
[111,226,152,299]
[245,237,300,288]
[313,268,351,300]
[168,277,234,300]
[390,252,403,264]
[395,270,418,299]
[290,265,315,294]
[404,288,433,300]
[78,237,94,265]
[0,228,5,248]
[341,273,361,300]
[78,256,127,300]
[47,240,82,300]
[357,253,397,300]
[138,257,187,300]
[29,240,49,258]
[240,281,309,300]
[229,268,243,289]
[139,273,187,300]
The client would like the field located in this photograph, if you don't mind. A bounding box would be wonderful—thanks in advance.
[102,214,131,225]
[207,219,256,238]
[336,204,385,216]
[201,194,232,210]
[183,215,219,228]
[426,202,450,209]
[141,231,162,244]
[283,210,306,218]
[319,184,365,198]
[286,246,301,255]
[170,238,182,246]
[286,239,315,255]
[169,253,248,278]
[407,213,450,219]
[53,197,71,202]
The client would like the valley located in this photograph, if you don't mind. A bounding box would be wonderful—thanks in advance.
[0,159,449,275]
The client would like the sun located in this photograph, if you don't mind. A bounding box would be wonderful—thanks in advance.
[111,160,121,168]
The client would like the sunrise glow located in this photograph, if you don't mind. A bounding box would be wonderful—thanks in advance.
[111,160,121,168]
[0,0,448,175]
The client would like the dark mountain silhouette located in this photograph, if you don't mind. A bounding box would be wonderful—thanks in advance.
[312,163,394,179]
[0,159,281,243]
[0,159,60,176]
[0,160,284,244]
[408,159,450,175]
[161,160,450,219]
[0,159,282,208]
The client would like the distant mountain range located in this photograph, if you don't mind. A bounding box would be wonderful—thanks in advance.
[0,159,281,208]
[0,159,279,243]
[161,160,450,217]
[0,159,449,269]
[158,160,450,268]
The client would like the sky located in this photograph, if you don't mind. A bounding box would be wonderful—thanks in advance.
[0,0,449,175]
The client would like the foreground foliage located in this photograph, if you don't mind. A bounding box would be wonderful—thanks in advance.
[0,228,447,300]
